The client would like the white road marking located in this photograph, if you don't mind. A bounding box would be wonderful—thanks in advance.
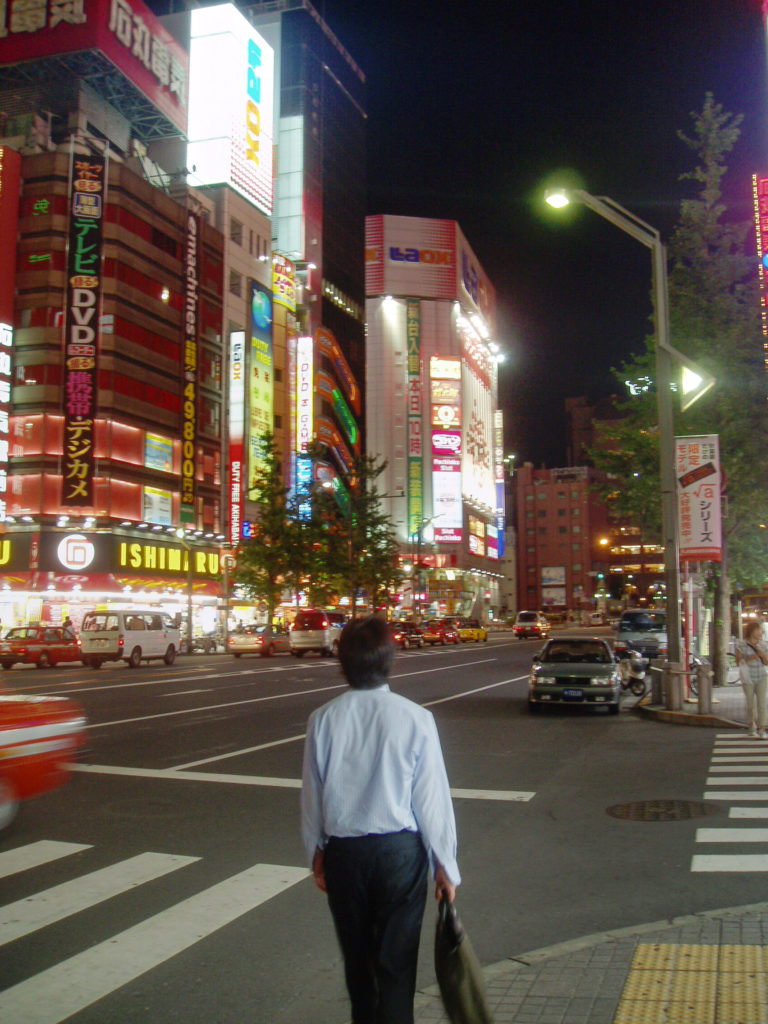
[696,828,768,843]
[730,807,768,818]
[0,841,91,879]
[71,762,533,801]
[692,854,768,872]
[708,765,768,773]
[174,733,308,770]
[712,756,768,762]
[0,862,309,1024]
[706,777,768,785]
[704,791,768,801]
[159,689,212,696]
[0,852,198,945]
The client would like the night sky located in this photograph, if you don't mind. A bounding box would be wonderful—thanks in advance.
[318,0,768,466]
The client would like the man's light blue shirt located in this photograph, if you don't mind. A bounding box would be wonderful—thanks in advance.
[301,684,460,885]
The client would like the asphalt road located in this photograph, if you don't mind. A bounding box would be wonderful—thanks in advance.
[1,633,762,1023]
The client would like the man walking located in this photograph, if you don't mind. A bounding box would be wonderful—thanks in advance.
[301,614,460,1024]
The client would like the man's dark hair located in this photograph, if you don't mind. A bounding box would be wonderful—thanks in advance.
[338,615,395,689]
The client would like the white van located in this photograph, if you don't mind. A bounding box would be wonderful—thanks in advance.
[80,609,181,668]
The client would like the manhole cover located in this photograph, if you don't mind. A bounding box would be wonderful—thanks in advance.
[607,800,721,822]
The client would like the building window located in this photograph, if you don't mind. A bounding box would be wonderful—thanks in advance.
[230,218,243,245]
[527,528,535,536]
[274,414,282,430]
[558,508,566,517]
[537,491,546,500]
[558,527,567,535]
[527,545,535,553]
[538,527,546,536]
[573,543,581,551]
[571,507,580,516]
[525,493,534,502]
[538,509,546,518]
[229,270,242,297]
[275,367,283,383]
[573,563,582,572]
[572,524,581,534]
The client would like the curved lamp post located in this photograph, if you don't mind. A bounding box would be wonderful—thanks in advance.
[546,188,682,663]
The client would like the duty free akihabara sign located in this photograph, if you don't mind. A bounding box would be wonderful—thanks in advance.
[675,435,722,563]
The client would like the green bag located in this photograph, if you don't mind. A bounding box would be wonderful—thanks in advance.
[434,897,494,1024]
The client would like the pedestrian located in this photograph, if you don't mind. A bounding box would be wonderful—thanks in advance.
[301,614,460,1024]
[735,619,768,738]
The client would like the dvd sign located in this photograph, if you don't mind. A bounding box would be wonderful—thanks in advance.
[432,431,461,457]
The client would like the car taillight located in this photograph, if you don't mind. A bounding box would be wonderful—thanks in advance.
[321,619,329,629]
[118,633,124,649]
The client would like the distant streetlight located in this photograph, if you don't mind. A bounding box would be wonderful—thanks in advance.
[546,187,689,662]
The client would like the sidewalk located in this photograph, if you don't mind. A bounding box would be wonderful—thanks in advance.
[414,902,768,1023]
[413,683,765,1024]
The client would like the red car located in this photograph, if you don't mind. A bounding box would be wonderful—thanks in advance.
[0,692,87,835]
[387,621,424,649]
[0,625,82,669]
[421,620,460,645]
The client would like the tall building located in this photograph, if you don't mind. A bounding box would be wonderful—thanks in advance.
[365,214,506,620]
[0,0,227,633]
[514,462,611,614]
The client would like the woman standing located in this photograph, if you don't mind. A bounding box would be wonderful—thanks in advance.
[735,620,768,738]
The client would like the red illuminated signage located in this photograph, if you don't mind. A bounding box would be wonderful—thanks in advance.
[0,0,188,134]
[0,146,21,325]
[62,152,105,508]
[180,210,200,524]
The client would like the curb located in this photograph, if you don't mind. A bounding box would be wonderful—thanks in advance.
[414,900,768,1014]
[636,699,743,729]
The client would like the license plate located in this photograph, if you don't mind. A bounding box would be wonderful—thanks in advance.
[563,688,583,700]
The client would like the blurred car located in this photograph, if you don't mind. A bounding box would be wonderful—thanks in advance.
[227,626,291,658]
[387,621,424,649]
[0,692,87,835]
[528,636,621,715]
[290,609,346,657]
[456,617,488,643]
[513,611,550,640]
[614,609,668,661]
[421,620,460,646]
[0,625,82,669]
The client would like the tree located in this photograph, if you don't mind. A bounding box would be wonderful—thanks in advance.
[591,94,768,682]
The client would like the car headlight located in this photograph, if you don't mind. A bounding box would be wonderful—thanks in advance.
[531,674,555,686]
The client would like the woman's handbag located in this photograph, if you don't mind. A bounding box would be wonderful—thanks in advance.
[739,659,753,688]
[434,896,494,1024]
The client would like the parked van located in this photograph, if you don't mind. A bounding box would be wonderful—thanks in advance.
[614,609,668,661]
[80,609,181,668]
[289,609,347,657]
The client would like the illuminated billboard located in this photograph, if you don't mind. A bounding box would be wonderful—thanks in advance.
[0,0,188,133]
[296,336,314,453]
[461,325,495,512]
[180,208,200,524]
[0,146,21,325]
[188,4,274,215]
[752,175,768,344]
[229,331,245,545]
[430,357,462,544]
[248,281,273,486]
[365,215,496,330]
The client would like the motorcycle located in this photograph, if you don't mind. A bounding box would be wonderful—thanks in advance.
[617,648,649,697]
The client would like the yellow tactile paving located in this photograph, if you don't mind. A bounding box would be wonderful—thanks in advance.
[613,944,768,1024]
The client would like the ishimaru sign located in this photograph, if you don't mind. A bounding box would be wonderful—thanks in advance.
[62,151,106,507]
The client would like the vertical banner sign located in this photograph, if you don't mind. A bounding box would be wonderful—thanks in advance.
[229,331,245,546]
[248,279,273,487]
[675,435,722,562]
[494,409,505,557]
[430,356,462,544]
[752,175,768,380]
[406,298,423,539]
[62,151,105,507]
[272,253,296,313]
[0,146,20,524]
[181,208,200,524]
[296,336,314,453]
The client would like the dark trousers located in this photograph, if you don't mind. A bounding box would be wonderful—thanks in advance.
[324,830,428,1024]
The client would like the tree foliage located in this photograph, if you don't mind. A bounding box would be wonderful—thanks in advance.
[591,94,768,592]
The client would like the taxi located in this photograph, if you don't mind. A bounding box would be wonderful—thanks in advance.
[0,692,87,834]
[456,617,488,643]
[0,625,82,669]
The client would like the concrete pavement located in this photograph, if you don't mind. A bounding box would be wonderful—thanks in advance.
[415,682,768,1024]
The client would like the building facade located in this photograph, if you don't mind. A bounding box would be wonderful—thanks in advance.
[365,214,506,620]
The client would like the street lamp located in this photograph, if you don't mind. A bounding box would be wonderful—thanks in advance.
[545,187,683,663]
[175,528,193,654]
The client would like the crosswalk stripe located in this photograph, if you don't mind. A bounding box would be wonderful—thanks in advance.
[0,852,199,946]
[712,756,768,762]
[705,777,768,785]
[0,862,309,1024]
[730,807,768,818]
[708,765,768,772]
[704,791,768,800]
[696,828,768,843]
[0,841,91,880]
[692,854,768,872]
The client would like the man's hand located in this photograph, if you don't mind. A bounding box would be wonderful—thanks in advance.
[434,864,457,903]
[312,848,327,893]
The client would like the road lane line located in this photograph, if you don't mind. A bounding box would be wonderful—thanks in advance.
[0,841,91,879]
[695,828,768,843]
[692,854,768,871]
[174,733,307,769]
[0,863,309,1024]
[0,852,199,945]
[71,763,533,801]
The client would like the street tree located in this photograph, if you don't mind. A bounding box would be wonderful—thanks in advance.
[592,94,768,683]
